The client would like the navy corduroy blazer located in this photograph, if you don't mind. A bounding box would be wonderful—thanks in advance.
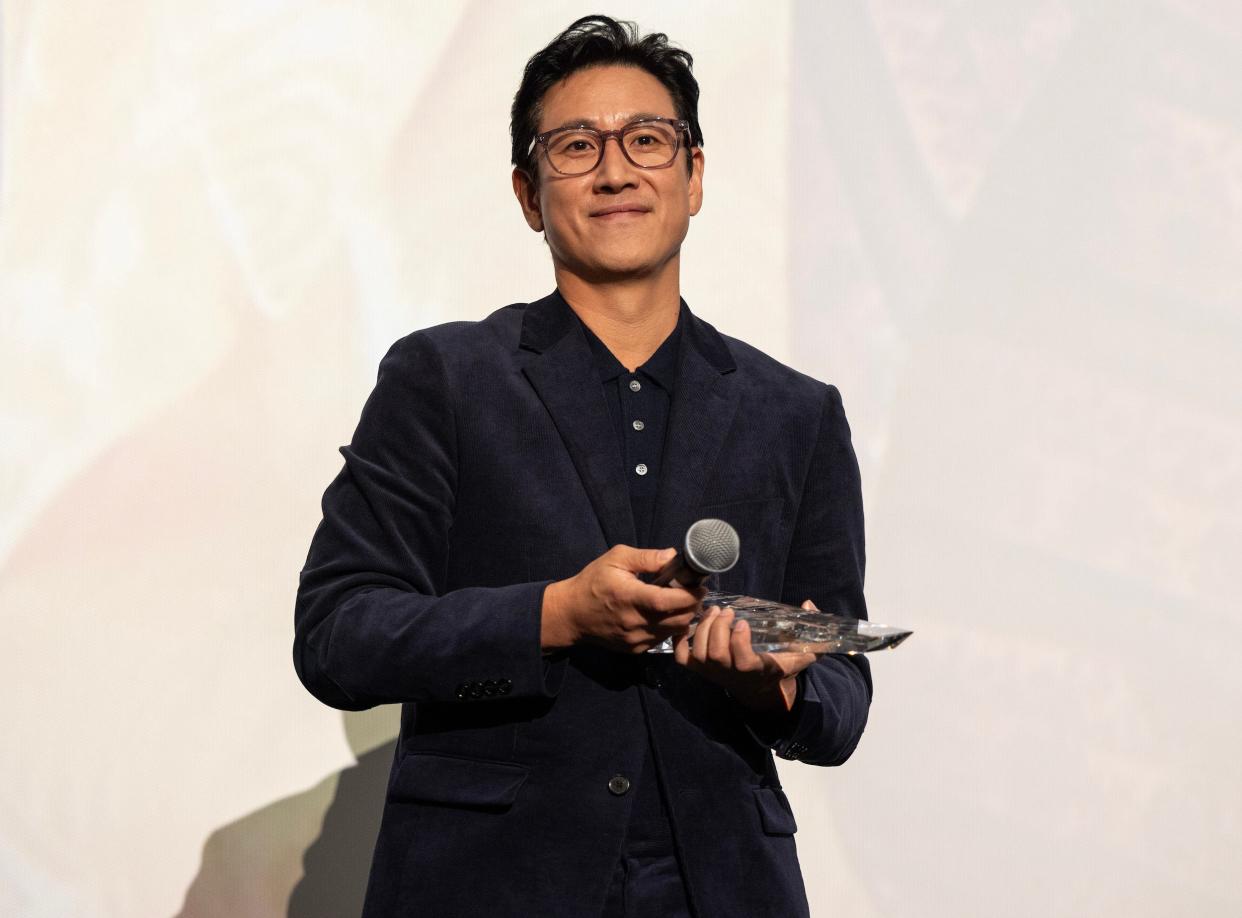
[293,289,872,917]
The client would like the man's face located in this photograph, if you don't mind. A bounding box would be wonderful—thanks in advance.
[512,64,705,282]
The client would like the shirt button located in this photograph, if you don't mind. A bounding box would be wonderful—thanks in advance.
[608,775,632,795]
[635,463,648,476]
[632,419,645,431]
[628,379,642,392]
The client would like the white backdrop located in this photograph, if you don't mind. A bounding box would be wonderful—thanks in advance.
[2,2,1239,916]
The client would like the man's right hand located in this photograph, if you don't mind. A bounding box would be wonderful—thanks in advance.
[540,546,707,654]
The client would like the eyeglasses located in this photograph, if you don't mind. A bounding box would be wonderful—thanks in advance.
[528,117,692,176]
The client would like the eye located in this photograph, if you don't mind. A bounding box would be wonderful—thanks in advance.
[548,131,600,158]
[626,126,674,150]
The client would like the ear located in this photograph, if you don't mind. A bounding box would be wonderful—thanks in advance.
[687,146,705,217]
[511,167,544,232]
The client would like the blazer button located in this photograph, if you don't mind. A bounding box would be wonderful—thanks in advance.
[608,775,631,796]
[483,680,497,696]
[498,678,513,694]
[780,741,808,760]
[455,683,468,700]
[469,683,484,699]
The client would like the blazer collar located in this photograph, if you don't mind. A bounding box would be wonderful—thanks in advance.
[520,289,740,552]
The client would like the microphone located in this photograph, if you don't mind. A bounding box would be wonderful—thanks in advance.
[650,518,740,588]
[646,518,915,656]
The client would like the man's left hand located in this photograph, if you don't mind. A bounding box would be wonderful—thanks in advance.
[672,600,820,716]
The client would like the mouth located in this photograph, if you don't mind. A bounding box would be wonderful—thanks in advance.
[590,205,650,219]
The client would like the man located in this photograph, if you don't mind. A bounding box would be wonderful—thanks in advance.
[294,15,872,917]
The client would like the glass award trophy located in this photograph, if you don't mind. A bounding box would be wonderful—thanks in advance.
[646,518,913,655]
[682,591,909,654]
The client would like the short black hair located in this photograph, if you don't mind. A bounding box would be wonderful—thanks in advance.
[510,15,704,179]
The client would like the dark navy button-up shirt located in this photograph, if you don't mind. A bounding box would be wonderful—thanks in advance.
[574,305,685,846]
[577,305,684,548]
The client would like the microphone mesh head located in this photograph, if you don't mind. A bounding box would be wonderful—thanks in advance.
[683,518,740,574]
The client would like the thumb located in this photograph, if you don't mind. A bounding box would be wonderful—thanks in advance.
[632,546,677,573]
[769,651,818,676]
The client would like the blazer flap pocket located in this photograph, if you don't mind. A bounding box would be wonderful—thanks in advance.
[753,786,798,835]
[391,752,530,808]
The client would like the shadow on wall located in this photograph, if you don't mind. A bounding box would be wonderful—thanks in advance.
[175,708,398,918]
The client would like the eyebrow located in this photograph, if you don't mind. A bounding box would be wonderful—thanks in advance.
[544,112,672,132]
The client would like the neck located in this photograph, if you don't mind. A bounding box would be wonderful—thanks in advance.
[553,258,682,372]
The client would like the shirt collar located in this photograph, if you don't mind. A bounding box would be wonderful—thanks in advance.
[577,304,684,393]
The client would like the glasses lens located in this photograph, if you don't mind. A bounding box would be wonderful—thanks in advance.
[622,122,679,167]
[546,131,602,175]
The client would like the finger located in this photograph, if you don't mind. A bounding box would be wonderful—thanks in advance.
[632,581,706,615]
[730,619,762,672]
[673,630,691,665]
[626,628,668,654]
[619,546,678,575]
[692,607,721,663]
[707,607,735,665]
[651,610,697,634]
[800,598,819,611]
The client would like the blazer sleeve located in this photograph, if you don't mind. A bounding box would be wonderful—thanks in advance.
[742,383,873,765]
[293,332,564,711]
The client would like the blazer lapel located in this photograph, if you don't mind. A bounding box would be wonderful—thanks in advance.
[520,291,637,548]
[649,302,740,552]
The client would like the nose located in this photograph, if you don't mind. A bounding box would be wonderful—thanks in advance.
[593,134,638,192]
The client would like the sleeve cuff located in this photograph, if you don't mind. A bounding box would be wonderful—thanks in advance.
[742,669,820,761]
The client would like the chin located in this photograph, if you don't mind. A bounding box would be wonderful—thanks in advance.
[583,257,663,282]
[586,243,671,276]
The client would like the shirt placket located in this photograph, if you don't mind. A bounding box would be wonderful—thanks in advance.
[623,373,657,496]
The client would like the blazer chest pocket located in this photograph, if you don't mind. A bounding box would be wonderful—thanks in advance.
[389,752,530,810]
